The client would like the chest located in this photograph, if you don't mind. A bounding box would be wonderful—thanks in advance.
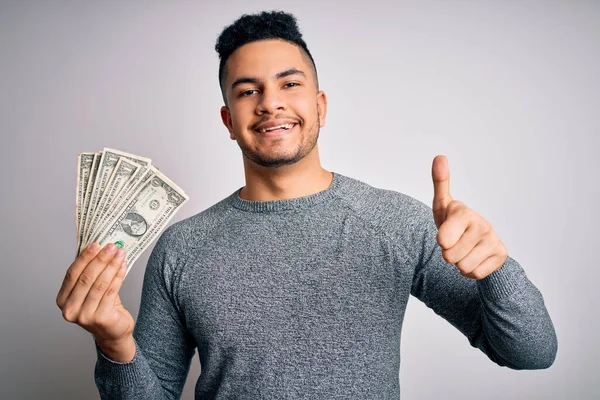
[178,215,408,352]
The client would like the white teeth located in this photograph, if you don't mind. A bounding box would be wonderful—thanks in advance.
[259,123,294,133]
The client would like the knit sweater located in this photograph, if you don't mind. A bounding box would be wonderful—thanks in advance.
[94,172,558,399]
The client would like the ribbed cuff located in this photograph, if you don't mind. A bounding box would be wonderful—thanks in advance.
[476,256,525,302]
[95,339,150,386]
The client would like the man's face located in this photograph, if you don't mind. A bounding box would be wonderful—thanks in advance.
[220,39,327,168]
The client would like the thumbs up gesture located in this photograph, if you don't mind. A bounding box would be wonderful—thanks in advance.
[431,155,508,280]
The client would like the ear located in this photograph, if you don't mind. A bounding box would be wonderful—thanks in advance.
[220,106,236,140]
[316,90,327,128]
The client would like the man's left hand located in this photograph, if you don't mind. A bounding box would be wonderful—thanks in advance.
[431,155,508,280]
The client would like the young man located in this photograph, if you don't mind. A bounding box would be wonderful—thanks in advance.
[57,10,557,399]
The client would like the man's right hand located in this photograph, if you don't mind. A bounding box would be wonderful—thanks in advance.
[56,242,136,362]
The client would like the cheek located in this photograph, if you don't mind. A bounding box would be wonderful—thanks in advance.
[229,107,251,131]
[289,96,317,121]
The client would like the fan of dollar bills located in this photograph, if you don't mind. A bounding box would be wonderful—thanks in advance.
[75,148,189,276]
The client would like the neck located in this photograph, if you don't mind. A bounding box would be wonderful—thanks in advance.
[239,146,333,201]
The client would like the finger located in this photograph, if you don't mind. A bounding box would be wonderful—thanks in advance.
[436,204,472,250]
[442,215,492,264]
[57,242,101,308]
[432,155,453,226]
[462,251,507,280]
[78,248,126,324]
[61,243,119,320]
[95,263,127,324]
[454,232,499,275]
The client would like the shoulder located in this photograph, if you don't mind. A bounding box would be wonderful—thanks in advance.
[146,194,235,281]
[335,173,432,229]
[334,173,437,259]
[152,193,235,259]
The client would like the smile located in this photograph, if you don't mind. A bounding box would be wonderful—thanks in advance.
[255,123,297,137]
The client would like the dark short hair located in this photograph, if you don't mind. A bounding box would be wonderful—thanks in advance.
[215,10,318,104]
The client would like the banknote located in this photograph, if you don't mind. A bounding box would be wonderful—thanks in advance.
[77,152,101,255]
[82,148,151,245]
[75,153,95,238]
[93,169,189,275]
[85,158,140,246]
[85,166,156,249]
[75,149,187,275]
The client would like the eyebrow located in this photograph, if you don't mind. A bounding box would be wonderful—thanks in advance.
[230,68,306,91]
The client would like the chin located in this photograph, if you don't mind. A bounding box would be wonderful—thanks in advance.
[251,153,304,168]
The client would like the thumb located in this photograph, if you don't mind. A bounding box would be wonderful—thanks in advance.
[432,155,453,228]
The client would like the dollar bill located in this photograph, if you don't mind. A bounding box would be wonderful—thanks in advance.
[93,169,189,275]
[85,166,155,249]
[75,149,188,276]
[77,152,101,254]
[82,148,151,245]
[75,153,95,238]
[81,151,120,245]
[85,158,140,246]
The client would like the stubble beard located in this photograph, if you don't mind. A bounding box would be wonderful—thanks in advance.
[238,114,320,168]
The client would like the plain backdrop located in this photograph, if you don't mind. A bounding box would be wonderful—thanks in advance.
[1,0,598,399]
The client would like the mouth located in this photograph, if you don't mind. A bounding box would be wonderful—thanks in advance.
[254,123,298,137]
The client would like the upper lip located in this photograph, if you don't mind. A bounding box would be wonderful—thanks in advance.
[253,119,298,132]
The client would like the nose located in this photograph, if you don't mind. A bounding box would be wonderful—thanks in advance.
[256,84,285,115]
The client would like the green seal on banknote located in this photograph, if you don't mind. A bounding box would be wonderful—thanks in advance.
[114,240,124,248]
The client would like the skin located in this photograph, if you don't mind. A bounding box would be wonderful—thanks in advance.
[56,243,135,362]
[220,39,332,201]
[432,155,508,279]
[56,38,508,364]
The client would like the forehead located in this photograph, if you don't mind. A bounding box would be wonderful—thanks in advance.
[226,39,310,82]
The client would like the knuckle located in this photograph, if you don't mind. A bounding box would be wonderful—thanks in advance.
[442,249,454,264]
[105,285,118,298]
[78,273,93,286]
[95,252,109,263]
[437,231,448,249]
[463,207,476,220]
[62,309,76,323]
[77,315,89,327]
[93,279,108,293]
[64,269,77,283]
[97,248,115,263]
[456,261,474,276]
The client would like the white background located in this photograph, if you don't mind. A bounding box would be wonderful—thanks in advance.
[1,0,598,398]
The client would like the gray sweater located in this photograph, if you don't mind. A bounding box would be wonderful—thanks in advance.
[94,172,557,399]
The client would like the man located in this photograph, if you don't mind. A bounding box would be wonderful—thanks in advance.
[56,10,557,399]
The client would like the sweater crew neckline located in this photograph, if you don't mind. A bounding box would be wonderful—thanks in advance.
[228,172,343,213]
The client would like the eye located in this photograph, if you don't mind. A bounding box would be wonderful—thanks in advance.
[239,89,259,97]
[283,82,300,88]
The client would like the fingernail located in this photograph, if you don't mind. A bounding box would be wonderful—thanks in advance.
[105,243,116,253]
[116,248,125,258]
[87,242,100,252]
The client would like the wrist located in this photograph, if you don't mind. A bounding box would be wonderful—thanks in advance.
[95,334,136,363]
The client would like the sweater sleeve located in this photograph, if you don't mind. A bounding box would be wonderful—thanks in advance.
[408,202,558,370]
[94,226,197,399]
